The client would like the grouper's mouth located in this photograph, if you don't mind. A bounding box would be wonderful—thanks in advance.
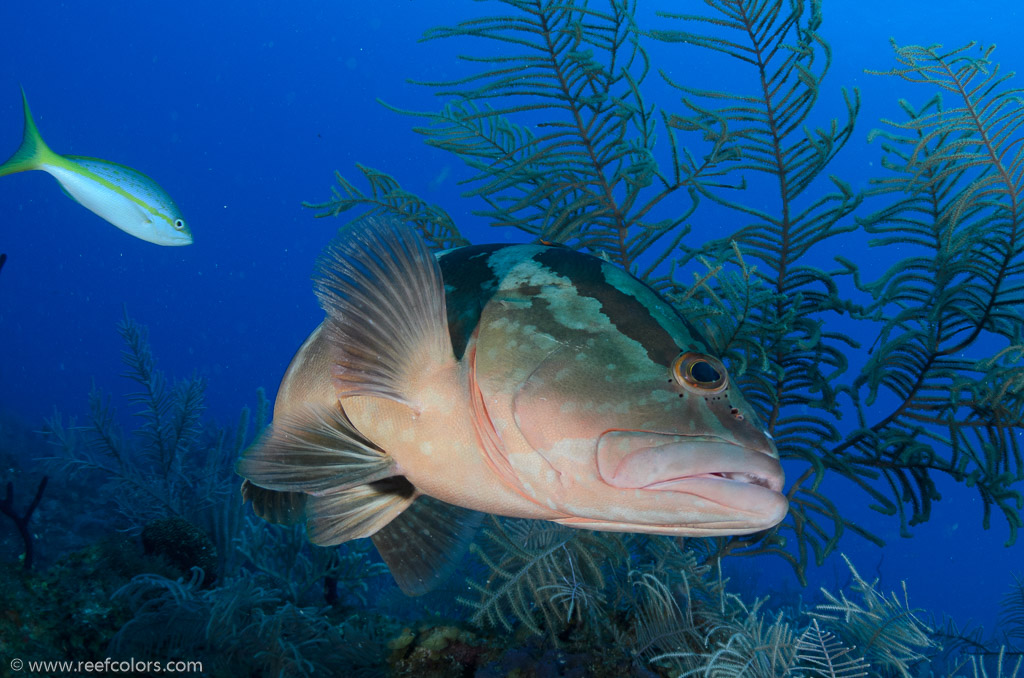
[596,430,786,522]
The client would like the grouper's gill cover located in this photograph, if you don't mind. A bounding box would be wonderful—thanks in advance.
[237,216,788,596]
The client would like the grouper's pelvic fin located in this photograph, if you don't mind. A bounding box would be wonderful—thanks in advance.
[237,402,483,593]
[313,215,454,407]
[372,496,484,596]
[242,476,484,596]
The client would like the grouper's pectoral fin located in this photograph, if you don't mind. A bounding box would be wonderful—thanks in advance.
[237,402,411,541]
[237,403,396,494]
[313,215,455,406]
[371,496,484,596]
[306,476,417,544]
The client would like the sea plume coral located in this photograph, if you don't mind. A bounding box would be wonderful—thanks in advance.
[308,0,1024,585]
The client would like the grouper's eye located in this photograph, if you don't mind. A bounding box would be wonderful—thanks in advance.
[672,352,728,393]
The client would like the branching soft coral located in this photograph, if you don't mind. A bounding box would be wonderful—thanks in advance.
[43,310,267,584]
[305,0,1024,586]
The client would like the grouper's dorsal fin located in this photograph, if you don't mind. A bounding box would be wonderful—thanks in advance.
[236,403,395,494]
[313,215,454,406]
[371,495,484,596]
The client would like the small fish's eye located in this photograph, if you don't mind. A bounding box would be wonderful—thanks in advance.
[173,218,186,231]
[672,352,728,393]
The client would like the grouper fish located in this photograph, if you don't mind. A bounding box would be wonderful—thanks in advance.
[0,88,191,246]
[237,216,787,594]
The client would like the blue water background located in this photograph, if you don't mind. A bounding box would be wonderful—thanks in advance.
[0,0,1019,635]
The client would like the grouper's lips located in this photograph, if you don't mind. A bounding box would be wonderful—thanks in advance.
[596,430,787,522]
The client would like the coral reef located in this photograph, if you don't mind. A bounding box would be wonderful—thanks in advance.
[43,308,265,584]
[109,570,395,678]
[5,300,1020,678]
[141,517,218,587]
[0,536,174,664]
[5,1,1024,676]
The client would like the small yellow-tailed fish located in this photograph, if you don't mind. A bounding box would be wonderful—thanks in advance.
[0,88,191,246]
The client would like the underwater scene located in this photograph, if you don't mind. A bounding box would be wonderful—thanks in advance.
[1,0,1023,676]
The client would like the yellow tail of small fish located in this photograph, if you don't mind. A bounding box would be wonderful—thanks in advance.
[0,87,58,177]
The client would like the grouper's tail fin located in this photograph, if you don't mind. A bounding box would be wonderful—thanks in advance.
[0,87,59,178]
